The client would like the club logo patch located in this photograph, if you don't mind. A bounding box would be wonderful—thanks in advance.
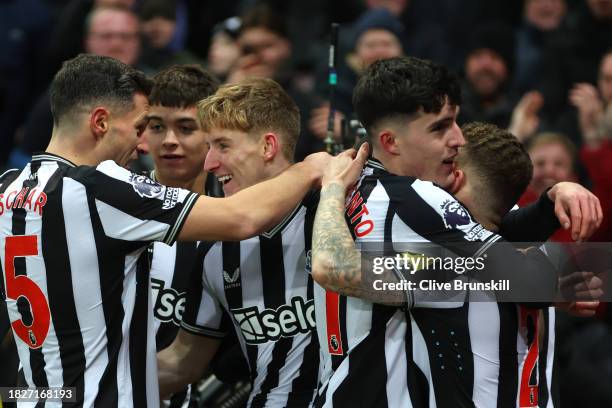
[440,199,471,229]
[129,173,165,199]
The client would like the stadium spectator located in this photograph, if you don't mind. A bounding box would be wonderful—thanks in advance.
[514,0,567,94]
[139,0,205,71]
[537,0,612,143]
[9,6,148,169]
[458,23,518,128]
[207,17,242,82]
[0,0,52,168]
[228,4,321,161]
[0,54,338,406]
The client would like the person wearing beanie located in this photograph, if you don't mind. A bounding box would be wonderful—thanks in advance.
[458,23,519,129]
[139,0,205,71]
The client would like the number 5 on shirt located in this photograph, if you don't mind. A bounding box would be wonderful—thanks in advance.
[4,235,50,348]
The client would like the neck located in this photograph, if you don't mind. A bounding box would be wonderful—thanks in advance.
[155,171,207,194]
[45,128,101,166]
[459,195,501,232]
[372,148,405,176]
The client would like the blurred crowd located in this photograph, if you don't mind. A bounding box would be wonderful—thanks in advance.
[1,0,612,405]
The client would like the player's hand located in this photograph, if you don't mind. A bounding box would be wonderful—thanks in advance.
[302,151,333,187]
[557,301,600,317]
[547,182,603,241]
[556,270,603,317]
[322,143,369,191]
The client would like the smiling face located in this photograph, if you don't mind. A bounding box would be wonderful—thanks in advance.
[145,105,207,186]
[529,141,574,194]
[203,128,267,196]
[383,102,465,189]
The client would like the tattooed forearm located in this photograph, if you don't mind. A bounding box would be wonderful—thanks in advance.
[312,183,405,305]
[312,183,363,297]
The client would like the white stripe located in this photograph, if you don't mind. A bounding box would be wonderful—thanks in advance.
[468,302,500,407]
[385,312,412,407]
[150,241,178,336]
[545,308,555,408]
[116,253,139,408]
[322,357,350,408]
[95,199,171,242]
[145,282,160,408]
[62,178,109,406]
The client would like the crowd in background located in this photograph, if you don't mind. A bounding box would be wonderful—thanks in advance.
[1,0,612,405]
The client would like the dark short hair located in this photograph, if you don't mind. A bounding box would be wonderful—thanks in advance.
[239,4,288,39]
[50,54,152,127]
[149,65,219,108]
[353,56,461,133]
[459,122,533,216]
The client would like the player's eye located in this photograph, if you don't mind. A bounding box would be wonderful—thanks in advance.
[148,123,164,133]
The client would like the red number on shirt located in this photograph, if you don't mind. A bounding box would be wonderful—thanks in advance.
[4,235,50,348]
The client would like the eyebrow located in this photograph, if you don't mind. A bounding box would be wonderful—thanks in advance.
[427,116,454,132]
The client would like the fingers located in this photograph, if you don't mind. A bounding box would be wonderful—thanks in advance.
[554,198,571,230]
[577,195,592,241]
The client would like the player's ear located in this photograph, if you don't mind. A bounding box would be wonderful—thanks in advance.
[379,130,399,155]
[262,133,280,162]
[90,107,110,141]
[449,168,465,195]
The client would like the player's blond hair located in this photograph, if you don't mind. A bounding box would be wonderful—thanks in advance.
[197,78,300,162]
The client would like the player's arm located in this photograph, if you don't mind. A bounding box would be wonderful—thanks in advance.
[179,153,331,242]
[157,329,221,399]
[310,145,405,302]
[312,180,407,305]
[500,182,602,242]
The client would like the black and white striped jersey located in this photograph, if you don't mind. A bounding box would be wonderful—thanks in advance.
[406,302,557,408]
[182,194,320,408]
[0,153,198,407]
[314,159,510,408]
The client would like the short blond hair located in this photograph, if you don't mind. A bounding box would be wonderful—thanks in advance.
[197,78,300,161]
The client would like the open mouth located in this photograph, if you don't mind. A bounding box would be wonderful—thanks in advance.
[161,154,184,160]
[217,174,233,185]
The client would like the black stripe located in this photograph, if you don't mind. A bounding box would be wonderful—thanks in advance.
[11,162,49,401]
[182,242,212,330]
[411,305,475,408]
[496,303,518,408]
[250,337,294,408]
[89,193,124,408]
[249,234,288,406]
[404,312,430,408]
[41,170,86,407]
[332,310,390,408]
[286,199,320,407]
[156,242,198,351]
[168,386,189,407]
[538,309,550,408]
[129,253,150,408]
[222,241,259,384]
[260,234,286,309]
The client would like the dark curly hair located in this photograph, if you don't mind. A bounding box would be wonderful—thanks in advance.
[459,122,533,216]
[353,56,461,134]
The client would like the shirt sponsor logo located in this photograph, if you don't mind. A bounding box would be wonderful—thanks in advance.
[231,297,316,344]
[129,173,165,199]
[440,199,471,229]
[151,278,185,326]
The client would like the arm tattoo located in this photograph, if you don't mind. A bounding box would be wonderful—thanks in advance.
[312,183,405,305]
